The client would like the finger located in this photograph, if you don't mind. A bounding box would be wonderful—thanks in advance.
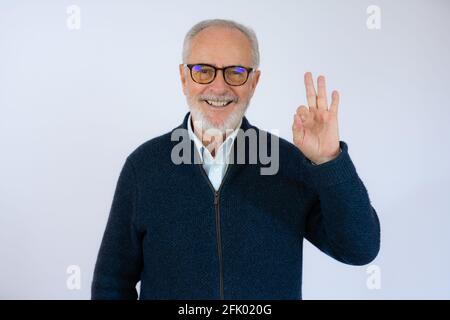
[295,105,311,130]
[330,90,340,114]
[292,114,305,143]
[304,72,317,109]
[296,105,309,121]
[317,75,328,110]
[292,114,301,129]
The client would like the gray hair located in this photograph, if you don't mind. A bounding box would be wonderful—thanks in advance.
[182,19,260,68]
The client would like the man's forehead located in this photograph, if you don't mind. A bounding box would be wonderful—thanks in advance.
[188,27,253,66]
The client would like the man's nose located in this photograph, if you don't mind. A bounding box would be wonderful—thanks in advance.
[208,70,230,91]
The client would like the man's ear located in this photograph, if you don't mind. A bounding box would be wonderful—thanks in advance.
[179,64,187,96]
[250,69,261,94]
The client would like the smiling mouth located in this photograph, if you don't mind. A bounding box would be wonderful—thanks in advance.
[203,100,234,108]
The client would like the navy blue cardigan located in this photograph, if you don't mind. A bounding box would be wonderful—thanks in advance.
[92,112,380,300]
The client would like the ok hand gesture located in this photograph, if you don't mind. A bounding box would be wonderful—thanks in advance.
[292,72,341,165]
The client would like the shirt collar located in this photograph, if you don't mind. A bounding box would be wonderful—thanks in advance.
[187,113,242,163]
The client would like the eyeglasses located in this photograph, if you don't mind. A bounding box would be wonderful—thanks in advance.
[184,63,254,86]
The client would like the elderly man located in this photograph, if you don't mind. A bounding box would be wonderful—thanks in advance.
[92,19,380,300]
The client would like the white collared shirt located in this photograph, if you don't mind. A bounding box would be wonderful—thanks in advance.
[187,114,242,191]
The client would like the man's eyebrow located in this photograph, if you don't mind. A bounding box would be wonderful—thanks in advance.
[187,62,216,67]
[192,62,247,68]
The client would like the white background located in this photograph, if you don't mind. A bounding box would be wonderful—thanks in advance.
[1,0,449,299]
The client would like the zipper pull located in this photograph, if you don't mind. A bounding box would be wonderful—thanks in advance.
[214,192,219,205]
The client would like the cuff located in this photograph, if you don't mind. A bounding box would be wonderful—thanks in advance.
[300,141,359,190]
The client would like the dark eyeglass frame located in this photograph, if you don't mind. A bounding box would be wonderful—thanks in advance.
[184,63,255,86]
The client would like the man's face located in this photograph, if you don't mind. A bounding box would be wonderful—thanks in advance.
[180,26,260,133]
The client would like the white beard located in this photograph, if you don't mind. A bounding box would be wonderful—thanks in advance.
[187,99,250,135]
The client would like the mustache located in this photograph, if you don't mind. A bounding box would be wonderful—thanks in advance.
[198,94,238,103]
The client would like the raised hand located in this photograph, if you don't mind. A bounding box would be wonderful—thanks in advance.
[292,72,341,165]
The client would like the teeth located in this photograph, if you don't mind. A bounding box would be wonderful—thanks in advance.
[206,100,231,107]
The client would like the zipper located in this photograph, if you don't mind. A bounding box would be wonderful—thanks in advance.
[198,163,232,300]
[214,191,224,300]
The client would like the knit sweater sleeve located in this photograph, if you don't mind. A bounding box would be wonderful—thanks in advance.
[302,141,380,266]
[91,157,143,299]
